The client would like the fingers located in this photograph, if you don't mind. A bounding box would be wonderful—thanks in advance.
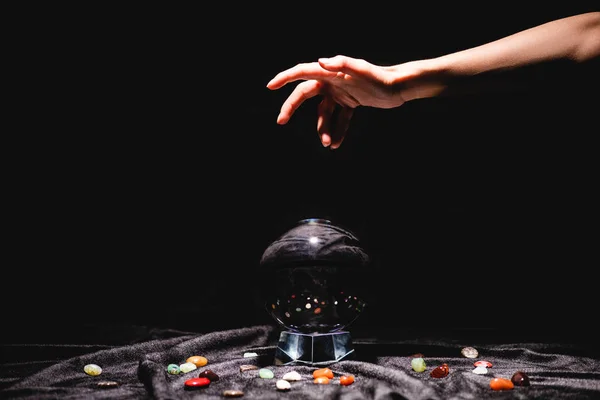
[267,62,339,90]
[276,80,322,125]
[318,55,375,77]
[317,97,336,147]
[330,106,354,149]
[317,97,354,149]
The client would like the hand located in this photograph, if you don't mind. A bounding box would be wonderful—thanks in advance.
[266,55,413,149]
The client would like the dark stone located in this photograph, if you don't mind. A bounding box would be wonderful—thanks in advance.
[511,371,530,386]
[198,369,219,381]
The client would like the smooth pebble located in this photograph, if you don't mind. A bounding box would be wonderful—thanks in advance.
[186,355,208,367]
[472,366,488,375]
[312,368,333,379]
[474,360,493,368]
[411,357,426,372]
[490,377,514,390]
[259,368,274,379]
[223,389,244,397]
[340,375,355,386]
[167,364,180,375]
[243,352,258,358]
[180,362,197,373]
[461,346,479,358]
[97,380,119,388]
[198,369,219,381]
[282,371,302,381]
[84,364,102,376]
[276,379,291,390]
[184,377,210,389]
[511,371,531,386]
[430,363,449,378]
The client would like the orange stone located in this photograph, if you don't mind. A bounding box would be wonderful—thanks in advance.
[313,376,330,384]
[490,377,514,390]
[186,356,208,367]
[340,375,355,386]
[313,368,334,379]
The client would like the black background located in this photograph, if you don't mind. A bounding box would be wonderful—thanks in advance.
[4,4,599,344]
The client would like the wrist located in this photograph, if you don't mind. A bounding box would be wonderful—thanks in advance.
[391,58,450,102]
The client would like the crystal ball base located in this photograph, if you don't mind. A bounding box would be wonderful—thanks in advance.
[274,330,354,366]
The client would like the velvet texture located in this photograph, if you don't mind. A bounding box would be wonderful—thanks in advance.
[2,324,599,399]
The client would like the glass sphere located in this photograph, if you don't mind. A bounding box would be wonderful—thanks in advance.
[259,218,371,334]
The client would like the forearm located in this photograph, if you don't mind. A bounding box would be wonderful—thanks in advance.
[438,12,600,74]
[401,12,600,101]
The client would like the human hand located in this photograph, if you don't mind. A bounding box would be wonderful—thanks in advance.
[266,55,411,149]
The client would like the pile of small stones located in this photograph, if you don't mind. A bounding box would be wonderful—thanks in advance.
[409,346,531,391]
[82,344,533,395]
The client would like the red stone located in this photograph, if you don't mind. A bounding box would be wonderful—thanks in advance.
[185,377,210,388]
[430,363,449,378]
[474,360,493,368]
[490,377,514,390]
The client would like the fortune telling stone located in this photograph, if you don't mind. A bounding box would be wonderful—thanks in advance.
[461,347,479,358]
[167,364,180,375]
[97,380,119,388]
[472,366,489,375]
[243,352,258,358]
[430,363,449,378]
[411,357,427,372]
[239,364,258,372]
[313,368,334,379]
[282,371,302,381]
[474,360,492,368]
[184,377,210,389]
[340,375,355,386]
[84,364,102,376]
[198,369,219,381]
[186,356,208,367]
[259,368,274,379]
[511,371,531,386]
[180,362,197,373]
[223,390,244,397]
[490,377,514,390]
[313,376,330,384]
[276,379,291,391]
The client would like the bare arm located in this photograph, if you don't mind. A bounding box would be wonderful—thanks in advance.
[403,12,600,100]
[267,12,600,148]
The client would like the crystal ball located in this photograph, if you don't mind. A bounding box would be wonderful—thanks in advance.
[259,218,371,334]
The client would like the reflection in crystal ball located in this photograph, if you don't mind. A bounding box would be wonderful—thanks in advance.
[259,218,370,334]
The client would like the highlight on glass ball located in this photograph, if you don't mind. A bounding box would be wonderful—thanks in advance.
[259,218,371,365]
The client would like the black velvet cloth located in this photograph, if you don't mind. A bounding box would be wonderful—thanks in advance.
[2,324,600,399]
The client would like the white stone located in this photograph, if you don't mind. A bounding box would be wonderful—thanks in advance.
[282,371,302,381]
[243,352,258,358]
[276,379,291,390]
[472,366,488,375]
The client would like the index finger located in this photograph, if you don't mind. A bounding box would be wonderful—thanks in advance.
[266,62,339,90]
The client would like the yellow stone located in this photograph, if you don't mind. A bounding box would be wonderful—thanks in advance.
[186,356,208,367]
[84,364,102,376]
